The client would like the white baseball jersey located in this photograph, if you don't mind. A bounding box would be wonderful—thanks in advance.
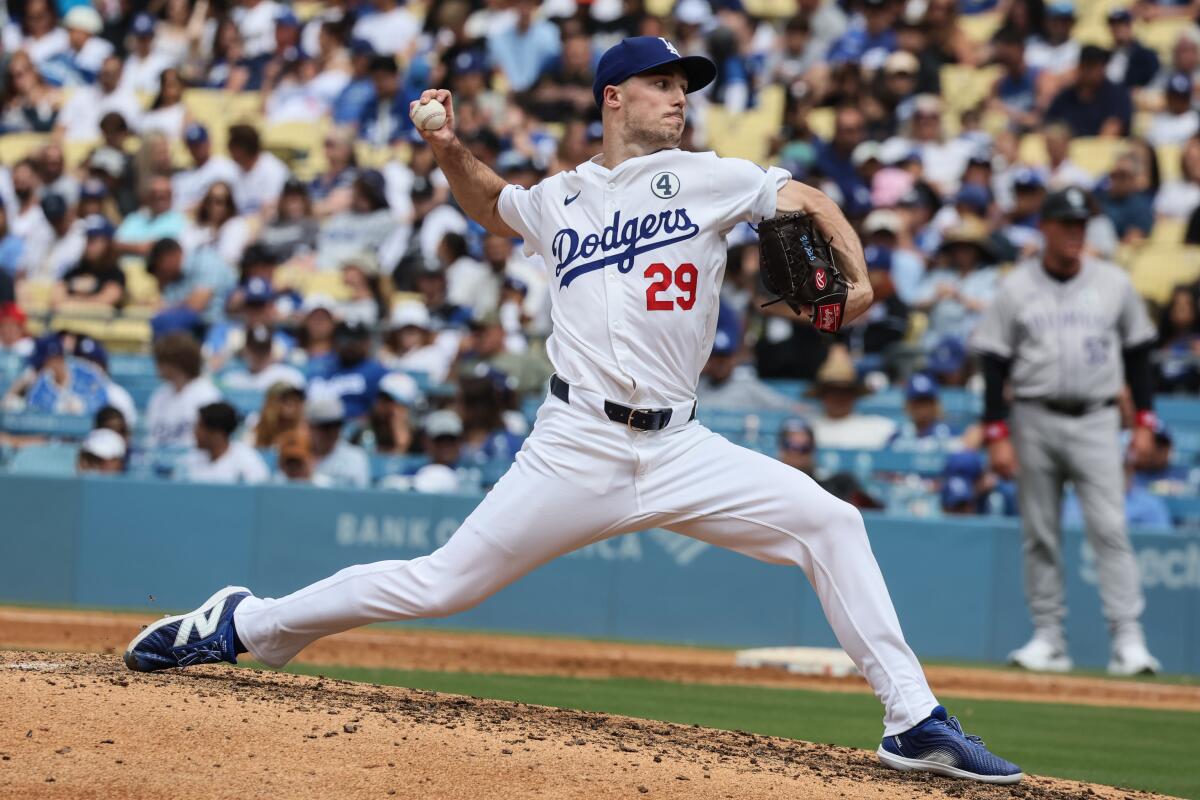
[498,150,791,406]
[145,376,223,448]
[971,257,1157,402]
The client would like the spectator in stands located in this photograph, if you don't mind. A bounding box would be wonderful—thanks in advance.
[827,0,897,70]
[77,428,126,475]
[353,0,421,59]
[259,178,320,264]
[221,324,306,392]
[146,331,223,448]
[940,474,978,515]
[275,425,325,485]
[309,319,386,420]
[458,374,525,467]
[1147,73,1200,147]
[317,169,398,270]
[698,302,798,411]
[1025,1,1080,85]
[311,127,359,217]
[1046,45,1132,137]
[40,6,111,88]
[182,401,270,484]
[121,13,172,95]
[2,0,65,67]
[94,405,130,445]
[352,371,420,455]
[1000,169,1047,257]
[140,68,189,140]
[807,346,897,449]
[0,302,32,357]
[357,55,410,146]
[1,51,59,133]
[988,26,1042,132]
[380,301,451,382]
[245,377,305,450]
[458,311,551,395]
[1132,421,1195,494]
[70,334,137,427]
[53,215,125,310]
[1157,136,1200,222]
[305,389,370,488]
[528,29,595,122]
[942,450,1017,516]
[3,333,109,415]
[776,416,884,508]
[148,237,237,323]
[173,124,241,214]
[182,181,250,268]
[817,106,871,217]
[926,334,977,389]
[55,55,141,142]
[888,372,965,451]
[1097,155,1155,243]
[293,295,339,376]
[422,409,465,469]
[1154,284,1200,392]
[0,203,24,278]
[338,252,387,326]
[9,159,55,275]
[115,175,186,258]
[35,195,74,282]
[1041,122,1094,191]
[36,143,78,206]
[228,123,290,216]
[912,219,1000,345]
[1062,464,1173,531]
[207,275,294,368]
[1105,9,1160,90]
[486,0,561,93]
[332,39,378,126]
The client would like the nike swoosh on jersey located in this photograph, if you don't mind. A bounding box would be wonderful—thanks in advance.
[564,190,581,206]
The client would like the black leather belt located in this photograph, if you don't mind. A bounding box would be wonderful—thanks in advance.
[550,374,696,432]
[1029,397,1118,417]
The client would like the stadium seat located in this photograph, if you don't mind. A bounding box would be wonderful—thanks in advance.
[805,107,835,141]
[1137,18,1195,61]
[1017,133,1048,167]
[0,411,92,438]
[1128,244,1200,302]
[939,65,1001,113]
[705,85,785,163]
[1157,142,1182,184]
[0,132,49,164]
[4,442,79,476]
[103,318,153,352]
[742,0,798,17]
[263,120,327,159]
[959,12,1002,44]
[63,138,98,169]
[1151,217,1186,244]
[1070,137,1125,178]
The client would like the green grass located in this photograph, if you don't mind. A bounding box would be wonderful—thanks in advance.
[271,662,1200,799]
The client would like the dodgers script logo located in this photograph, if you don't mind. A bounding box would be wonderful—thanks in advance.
[552,209,701,288]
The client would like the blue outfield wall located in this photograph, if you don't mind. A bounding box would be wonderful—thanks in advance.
[1,475,1198,673]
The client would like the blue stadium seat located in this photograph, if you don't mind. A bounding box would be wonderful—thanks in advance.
[224,388,266,417]
[6,442,79,476]
[0,411,92,438]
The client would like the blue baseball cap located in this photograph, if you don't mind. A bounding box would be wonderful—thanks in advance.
[276,8,300,27]
[941,475,976,509]
[1046,0,1075,17]
[1012,167,1045,191]
[184,123,209,145]
[30,334,65,370]
[1167,72,1193,96]
[74,335,108,371]
[453,49,489,76]
[927,335,967,374]
[906,372,939,401]
[711,300,740,357]
[243,277,274,305]
[1107,7,1133,23]
[593,36,716,108]
[954,184,991,214]
[778,416,815,450]
[349,38,375,57]
[84,214,115,239]
[80,178,108,200]
[864,245,892,272]
[131,12,156,37]
[151,306,204,339]
[944,450,985,480]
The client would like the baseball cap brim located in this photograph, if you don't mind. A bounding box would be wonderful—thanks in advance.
[594,53,716,107]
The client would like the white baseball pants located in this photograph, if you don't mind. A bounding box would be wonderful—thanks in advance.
[235,395,939,734]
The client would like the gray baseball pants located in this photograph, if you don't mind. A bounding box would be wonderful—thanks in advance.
[1011,401,1145,646]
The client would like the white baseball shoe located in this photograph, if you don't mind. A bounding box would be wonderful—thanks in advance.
[1007,636,1073,672]
[1108,640,1162,676]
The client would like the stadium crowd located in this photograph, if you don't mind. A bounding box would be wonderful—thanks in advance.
[0,0,1198,525]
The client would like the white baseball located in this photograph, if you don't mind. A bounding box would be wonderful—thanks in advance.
[411,101,447,132]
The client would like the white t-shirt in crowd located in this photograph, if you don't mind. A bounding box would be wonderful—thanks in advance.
[811,413,898,450]
[119,51,175,96]
[183,440,271,484]
[221,362,306,392]
[352,7,421,55]
[233,0,282,59]
[173,156,241,212]
[233,152,290,215]
[314,439,371,488]
[57,86,144,140]
[140,104,187,140]
[146,376,223,448]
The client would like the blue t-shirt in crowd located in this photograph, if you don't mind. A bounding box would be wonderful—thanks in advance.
[311,357,388,419]
[333,78,376,126]
[1097,190,1155,239]
[1045,80,1133,136]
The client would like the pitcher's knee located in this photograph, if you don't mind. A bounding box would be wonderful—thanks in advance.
[419,584,487,618]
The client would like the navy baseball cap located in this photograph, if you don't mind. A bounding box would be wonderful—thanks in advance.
[954,184,991,214]
[1167,72,1193,96]
[84,214,115,239]
[243,277,274,305]
[184,123,209,145]
[928,335,967,374]
[906,372,939,401]
[1107,7,1133,23]
[941,475,975,509]
[944,450,985,480]
[1012,167,1045,191]
[593,36,716,107]
[864,245,892,272]
[80,178,108,200]
[41,193,67,223]
[30,334,65,370]
[131,12,156,37]
[74,335,108,371]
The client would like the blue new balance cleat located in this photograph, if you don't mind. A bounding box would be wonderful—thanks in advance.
[124,586,250,672]
[877,706,1023,784]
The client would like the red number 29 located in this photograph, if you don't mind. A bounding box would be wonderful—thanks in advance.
[644,263,698,311]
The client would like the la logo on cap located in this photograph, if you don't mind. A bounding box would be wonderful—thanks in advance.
[659,37,680,56]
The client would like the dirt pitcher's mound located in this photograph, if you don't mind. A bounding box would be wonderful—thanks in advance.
[0,652,1173,800]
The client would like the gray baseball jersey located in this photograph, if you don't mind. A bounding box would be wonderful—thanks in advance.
[971,257,1157,402]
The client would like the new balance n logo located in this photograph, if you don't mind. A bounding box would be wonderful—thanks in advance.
[174,600,226,647]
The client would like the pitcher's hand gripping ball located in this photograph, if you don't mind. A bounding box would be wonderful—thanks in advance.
[410,100,447,131]
[758,212,849,333]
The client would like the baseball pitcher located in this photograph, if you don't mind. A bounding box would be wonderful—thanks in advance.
[125,37,1021,784]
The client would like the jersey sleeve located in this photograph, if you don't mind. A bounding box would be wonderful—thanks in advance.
[497,182,546,257]
[1117,272,1157,347]
[710,157,791,233]
[970,279,1017,359]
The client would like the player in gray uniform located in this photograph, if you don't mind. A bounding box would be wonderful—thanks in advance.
[972,187,1162,675]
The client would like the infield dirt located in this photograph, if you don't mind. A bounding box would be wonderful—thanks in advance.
[0,651,1178,800]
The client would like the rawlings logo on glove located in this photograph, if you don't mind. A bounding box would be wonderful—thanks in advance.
[757,212,850,333]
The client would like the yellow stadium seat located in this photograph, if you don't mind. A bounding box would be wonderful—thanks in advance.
[263,120,326,155]
[298,270,352,301]
[123,259,160,305]
[1151,217,1187,244]
[1071,19,1111,47]
[63,138,98,170]
[1128,244,1200,302]
[646,0,672,13]
[743,0,798,17]
[102,318,152,352]
[939,65,1002,113]
[1018,133,1049,167]
[959,12,1002,44]
[0,132,49,165]
[17,280,54,314]
[705,85,785,163]
[1070,137,1124,177]
[293,1,323,20]
[49,315,110,340]
[806,107,835,141]
[1136,18,1194,61]
[1157,142,1182,183]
